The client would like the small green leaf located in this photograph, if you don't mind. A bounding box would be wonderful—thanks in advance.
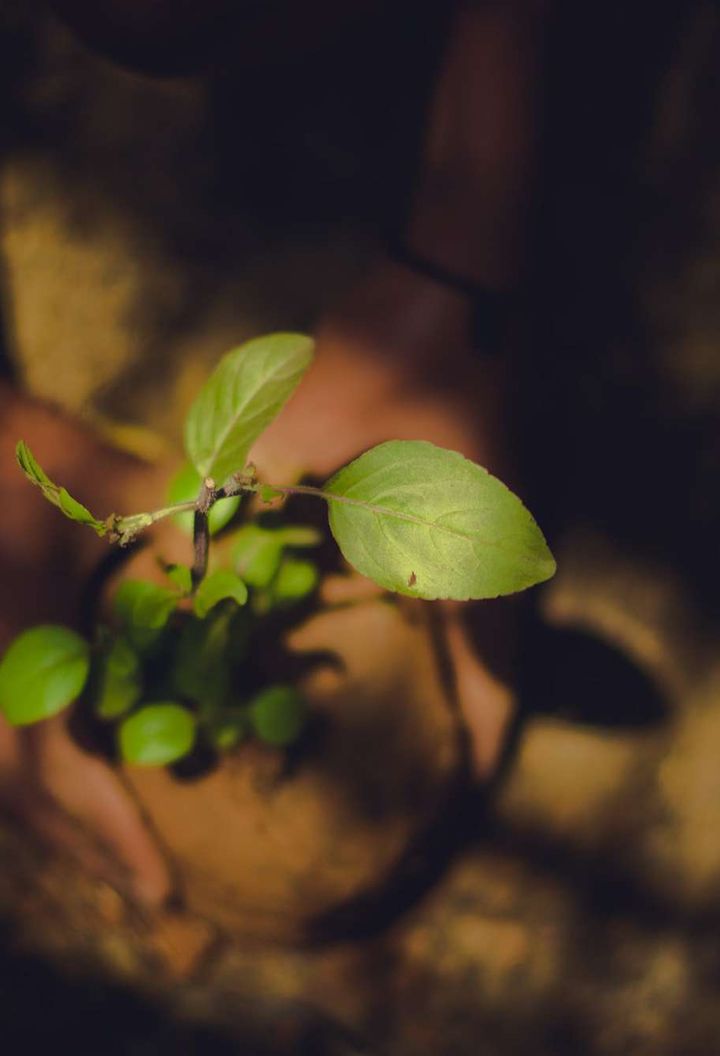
[16,441,107,536]
[231,522,320,590]
[119,703,196,766]
[260,484,282,503]
[94,636,142,720]
[270,558,319,606]
[58,488,99,526]
[208,711,250,752]
[167,462,240,536]
[232,524,284,588]
[184,333,314,485]
[249,685,307,747]
[112,580,177,650]
[165,563,192,595]
[278,525,323,548]
[193,569,248,618]
[212,724,242,752]
[324,440,556,600]
[16,440,52,486]
[171,610,235,714]
[0,625,90,726]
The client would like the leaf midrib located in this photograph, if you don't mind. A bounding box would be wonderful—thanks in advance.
[326,488,519,553]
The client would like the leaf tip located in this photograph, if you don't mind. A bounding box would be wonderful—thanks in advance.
[537,548,558,585]
[15,439,38,480]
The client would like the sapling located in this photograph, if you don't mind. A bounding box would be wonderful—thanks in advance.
[0,333,556,766]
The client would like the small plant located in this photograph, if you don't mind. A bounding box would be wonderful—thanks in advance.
[0,334,555,766]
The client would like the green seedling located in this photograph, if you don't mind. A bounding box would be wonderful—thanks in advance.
[1,333,556,767]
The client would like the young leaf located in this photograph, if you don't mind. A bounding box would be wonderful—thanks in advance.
[193,569,248,618]
[249,685,307,747]
[119,703,196,766]
[210,713,249,752]
[277,525,323,548]
[165,563,193,595]
[171,609,234,713]
[167,462,240,536]
[93,635,142,720]
[269,557,319,606]
[16,441,107,536]
[0,625,90,726]
[112,580,177,650]
[232,523,285,588]
[324,440,556,600]
[232,522,321,589]
[259,484,282,503]
[184,333,314,486]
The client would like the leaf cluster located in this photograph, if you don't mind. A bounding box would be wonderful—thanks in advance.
[0,518,319,764]
[4,331,556,765]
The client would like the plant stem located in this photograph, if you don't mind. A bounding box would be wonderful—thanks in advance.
[110,500,197,542]
[192,510,210,588]
[191,477,215,590]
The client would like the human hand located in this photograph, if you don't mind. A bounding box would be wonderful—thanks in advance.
[0,383,171,906]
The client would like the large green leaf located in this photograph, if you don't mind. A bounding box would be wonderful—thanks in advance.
[16,441,107,536]
[119,703,196,766]
[324,440,556,600]
[0,625,90,726]
[184,333,314,486]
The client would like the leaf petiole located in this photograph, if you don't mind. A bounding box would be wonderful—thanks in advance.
[108,500,198,546]
[221,479,328,503]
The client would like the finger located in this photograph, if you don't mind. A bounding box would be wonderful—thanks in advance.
[25,717,172,908]
[442,607,515,781]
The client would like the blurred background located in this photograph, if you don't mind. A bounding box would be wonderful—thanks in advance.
[1,1,720,1053]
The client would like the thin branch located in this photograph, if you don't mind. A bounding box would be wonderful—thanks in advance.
[147,500,197,522]
[221,480,328,502]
